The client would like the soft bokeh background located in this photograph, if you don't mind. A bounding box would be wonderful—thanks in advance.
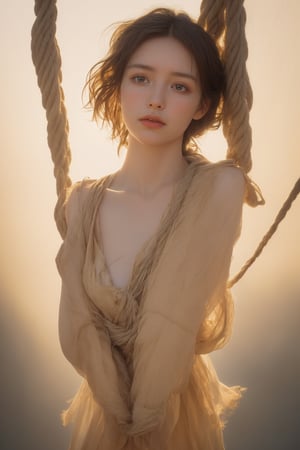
[0,1,299,449]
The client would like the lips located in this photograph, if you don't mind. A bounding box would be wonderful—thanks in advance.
[139,115,166,127]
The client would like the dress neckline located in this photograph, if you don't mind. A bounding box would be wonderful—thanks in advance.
[92,162,197,293]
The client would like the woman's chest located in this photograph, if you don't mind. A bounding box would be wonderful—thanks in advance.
[98,186,173,289]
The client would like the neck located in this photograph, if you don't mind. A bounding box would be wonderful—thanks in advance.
[114,138,188,197]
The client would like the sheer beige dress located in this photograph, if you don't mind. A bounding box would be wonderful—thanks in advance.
[56,155,246,450]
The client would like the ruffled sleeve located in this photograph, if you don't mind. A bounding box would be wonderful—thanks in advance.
[129,163,245,435]
[56,181,131,426]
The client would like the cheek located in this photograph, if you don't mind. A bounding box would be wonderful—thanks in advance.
[120,87,140,114]
[173,99,200,123]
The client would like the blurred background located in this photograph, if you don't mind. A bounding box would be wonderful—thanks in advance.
[0,1,299,449]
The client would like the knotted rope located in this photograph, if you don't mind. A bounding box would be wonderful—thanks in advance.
[31,0,72,239]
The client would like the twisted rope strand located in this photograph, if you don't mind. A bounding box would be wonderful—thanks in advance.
[223,0,253,173]
[199,0,299,286]
[198,0,225,42]
[199,0,256,200]
[228,178,300,287]
[31,0,72,238]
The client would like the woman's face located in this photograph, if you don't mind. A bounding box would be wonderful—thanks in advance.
[120,36,206,150]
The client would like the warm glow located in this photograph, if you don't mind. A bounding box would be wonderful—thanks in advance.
[1,1,299,449]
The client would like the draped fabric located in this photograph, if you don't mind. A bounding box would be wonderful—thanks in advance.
[56,156,246,450]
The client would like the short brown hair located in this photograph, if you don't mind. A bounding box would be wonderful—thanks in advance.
[85,8,225,153]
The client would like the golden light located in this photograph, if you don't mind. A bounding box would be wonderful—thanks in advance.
[0,1,299,449]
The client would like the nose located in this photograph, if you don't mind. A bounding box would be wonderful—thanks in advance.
[148,100,164,110]
[148,85,165,110]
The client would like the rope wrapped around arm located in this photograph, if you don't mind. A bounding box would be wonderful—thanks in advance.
[31,0,72,239]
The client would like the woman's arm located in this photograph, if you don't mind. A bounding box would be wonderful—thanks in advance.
[129,164,245,435]
[57,184,131,426]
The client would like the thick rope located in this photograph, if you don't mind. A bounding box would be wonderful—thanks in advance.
[199,0,299,284]
[198,0,226,43]
[222,0,253,172]
[228,177,300,287]
[31,0,72,238]
[199,0,258,206]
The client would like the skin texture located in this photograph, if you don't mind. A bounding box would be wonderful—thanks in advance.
[99,37,207,289]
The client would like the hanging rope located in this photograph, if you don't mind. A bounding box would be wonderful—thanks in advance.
[31,0,72,239]
[199,0,259,206]
[199,0,253,169]
[228,177,300,287]
[31,0,299,285]
[199,0,300,284]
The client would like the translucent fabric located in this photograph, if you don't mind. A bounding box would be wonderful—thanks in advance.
[56,157,246,450]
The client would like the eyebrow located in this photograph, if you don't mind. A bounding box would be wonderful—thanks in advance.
[126,63,198,82]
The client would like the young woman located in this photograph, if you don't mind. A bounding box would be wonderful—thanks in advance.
[56,8,248,450]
